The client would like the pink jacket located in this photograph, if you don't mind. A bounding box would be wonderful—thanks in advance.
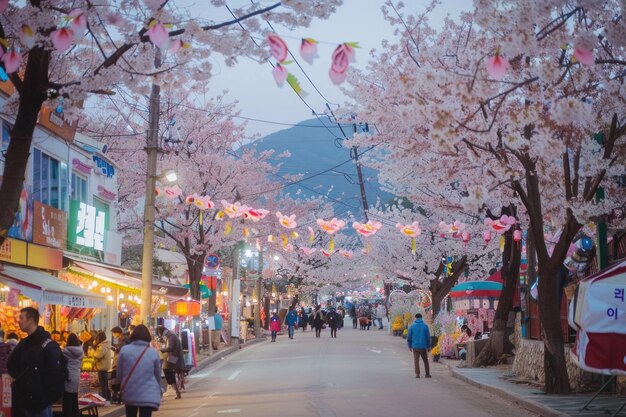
[269,317,281,332]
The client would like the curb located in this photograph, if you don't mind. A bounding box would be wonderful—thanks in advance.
[447,364,569,417]
[190,337,267,375]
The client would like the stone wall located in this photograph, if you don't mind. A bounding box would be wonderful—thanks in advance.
[512,339,597,392]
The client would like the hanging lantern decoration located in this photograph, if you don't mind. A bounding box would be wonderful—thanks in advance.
[169,299,201,317]
[317,218,345,255]
[484,215,516,234]
[513,229,522,242]
[462,231,471,246]
[483,230,492,244]
[396,222,421,254]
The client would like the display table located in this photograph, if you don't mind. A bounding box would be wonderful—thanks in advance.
[52,403,98,417]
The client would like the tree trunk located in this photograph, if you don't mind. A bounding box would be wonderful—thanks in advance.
[538,263,571,394]
[474,222,521,367]
[430,256,468,318]
[188,254,203,301]
[0,47,50,244]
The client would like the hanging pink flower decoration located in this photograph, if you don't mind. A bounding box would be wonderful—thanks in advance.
[438,220,467,238]
[146,20,169,49]
[339,250,354,260]
[486,53,510,80]
[300,38,318,64]
[361,247,370,255]
[483,230,492,243]
[321,249,332,257]
[267,33,288,63]
[244,208,269,222]
[396,222,421,237]
[352,220,382,237]
[155,187,163,197]
[329,43,356,85]
[308,226,315,244]
[220,200,246,218]
[0,0,8,13]
[276,212,297,229]
[484,215,516,234]
[272,64,288,87]
[19,25,35,49]
[317,218,345,234]
[300,247,316,256]
[283,243,294,253]
[462,231,471,244]
[513,229,523,242]
[164,185,183,199]
[2,50,21,73]
[51,28,74,52]
[185,193,198,205]
[69,9,87,41]
[573,48,594,66]
[169,39,190,54]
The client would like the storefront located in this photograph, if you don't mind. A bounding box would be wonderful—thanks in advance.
[0,263,105,337]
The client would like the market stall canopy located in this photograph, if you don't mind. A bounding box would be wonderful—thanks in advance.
[0,264,105,308]
[485,269,521,306]
[449,281,503,298]
[569,259,626,376]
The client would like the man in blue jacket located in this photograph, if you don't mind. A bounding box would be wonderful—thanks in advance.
[285,307,299,339]
[407,313,431,378]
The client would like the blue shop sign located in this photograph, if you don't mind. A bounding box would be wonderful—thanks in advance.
[92,155,115,178]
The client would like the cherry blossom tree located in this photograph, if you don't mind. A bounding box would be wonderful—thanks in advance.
[0,0,341,244]
[348,1,626,393]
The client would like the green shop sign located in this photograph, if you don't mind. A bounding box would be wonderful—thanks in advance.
[67,200,107,251]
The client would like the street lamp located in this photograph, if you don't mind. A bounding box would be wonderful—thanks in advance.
[161,169,178,183]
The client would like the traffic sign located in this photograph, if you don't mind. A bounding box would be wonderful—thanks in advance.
[204,253,220,269]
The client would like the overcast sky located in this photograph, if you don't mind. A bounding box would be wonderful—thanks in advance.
[181,0,469,138]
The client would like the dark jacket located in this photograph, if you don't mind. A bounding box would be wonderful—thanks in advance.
[313,310,325,328]
[7,326,65,410]
[326,311,340,328]
[298,312,308,325]
[161,330,184,370]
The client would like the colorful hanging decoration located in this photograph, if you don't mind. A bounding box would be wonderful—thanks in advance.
[272,63,288,87]
[51,27,74,52]
[276,212,297,229]
[317,218,345,235]
[438,220,466,238]
[267,33,289,62]
[300,38,319,64]
[339,249,354,260]
[321,249,332,257]
[396,221,421,254]
[146,20,170,49]
[68,9,87,41]
[484,215,516,234]
[308,226,315,245]
[169,39,190,54]
[224,221,232,236]
[219,200,246,218]
[1,49,21,73]
[300,247,316,256]
[193,196,214,210]
[483,230,492,244]
[352,220,382,237]
[155,187,163,197]
[486,51,510,80]
[329,42,358,85]
[163,185,182,199]
[244,208,269,222]
[19,25,34,49]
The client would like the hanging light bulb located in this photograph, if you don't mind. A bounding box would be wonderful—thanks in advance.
[119,293,125,299]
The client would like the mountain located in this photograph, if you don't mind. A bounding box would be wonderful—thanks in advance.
[249,118,393,218]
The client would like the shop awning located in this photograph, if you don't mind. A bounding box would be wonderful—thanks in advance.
[0,264,105,308]
[449,281,503,298]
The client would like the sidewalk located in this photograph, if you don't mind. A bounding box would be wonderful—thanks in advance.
[447,360,626,417]
[100,337,267,417]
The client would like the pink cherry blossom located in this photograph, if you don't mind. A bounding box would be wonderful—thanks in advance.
[486,54,510,80]
[267,33,288,62]
[299,38,318,64]
[573,47,594,65]
[329,43,355,85]
[352,220,382,237]
[51,28,74,52]
[272,64,288,87]
[19,25,34,49]
[1,50,21,73]
[147,21,169,49]
[70,9,87,41]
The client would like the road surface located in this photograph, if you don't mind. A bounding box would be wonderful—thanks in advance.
[156,324,535,417]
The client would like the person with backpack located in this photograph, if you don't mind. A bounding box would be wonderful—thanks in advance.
[91,331,112,401]
[313,306,325,338]
[156,326,183,399]
[117,325,162,417]
[326,308,340,338]
[7,307,66,417]
[63,333,84,417]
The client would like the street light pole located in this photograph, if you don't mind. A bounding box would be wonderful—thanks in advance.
[139,50,162,325]
[254,250,263,338]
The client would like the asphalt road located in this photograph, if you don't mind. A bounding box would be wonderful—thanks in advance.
[155,325,536,417]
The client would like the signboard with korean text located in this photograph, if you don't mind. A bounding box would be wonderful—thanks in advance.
[0,238,27,266]
[42,292,104,308]
[67,200,107,252]
[37,105,77,143]
[33,201,67,249]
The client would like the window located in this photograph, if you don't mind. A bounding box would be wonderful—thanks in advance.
[32,148,68,210]
[71,173,88,204]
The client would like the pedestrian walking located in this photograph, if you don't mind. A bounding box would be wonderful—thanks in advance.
[285,307,298,339]
[111,326,130,404]
[156,326,183,399]
[313,306,325,338]
[117,325,162,417]
[375,303,386,330]
[298,308,308,331]
[92,331,112,401]
[63,333,84,417]
[7,307,66,417]
[212,308,223,350]
[407,313,431,378]
[350,305,357,329]
[269,312,280,342]
[326,308,340,338]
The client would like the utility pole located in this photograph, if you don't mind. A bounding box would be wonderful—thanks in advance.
[352,123,370,221]
[254,250,263,338]
[230,241,243,345]
[139,49,162,325]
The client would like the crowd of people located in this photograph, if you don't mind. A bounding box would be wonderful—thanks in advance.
[0,307,187,417]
